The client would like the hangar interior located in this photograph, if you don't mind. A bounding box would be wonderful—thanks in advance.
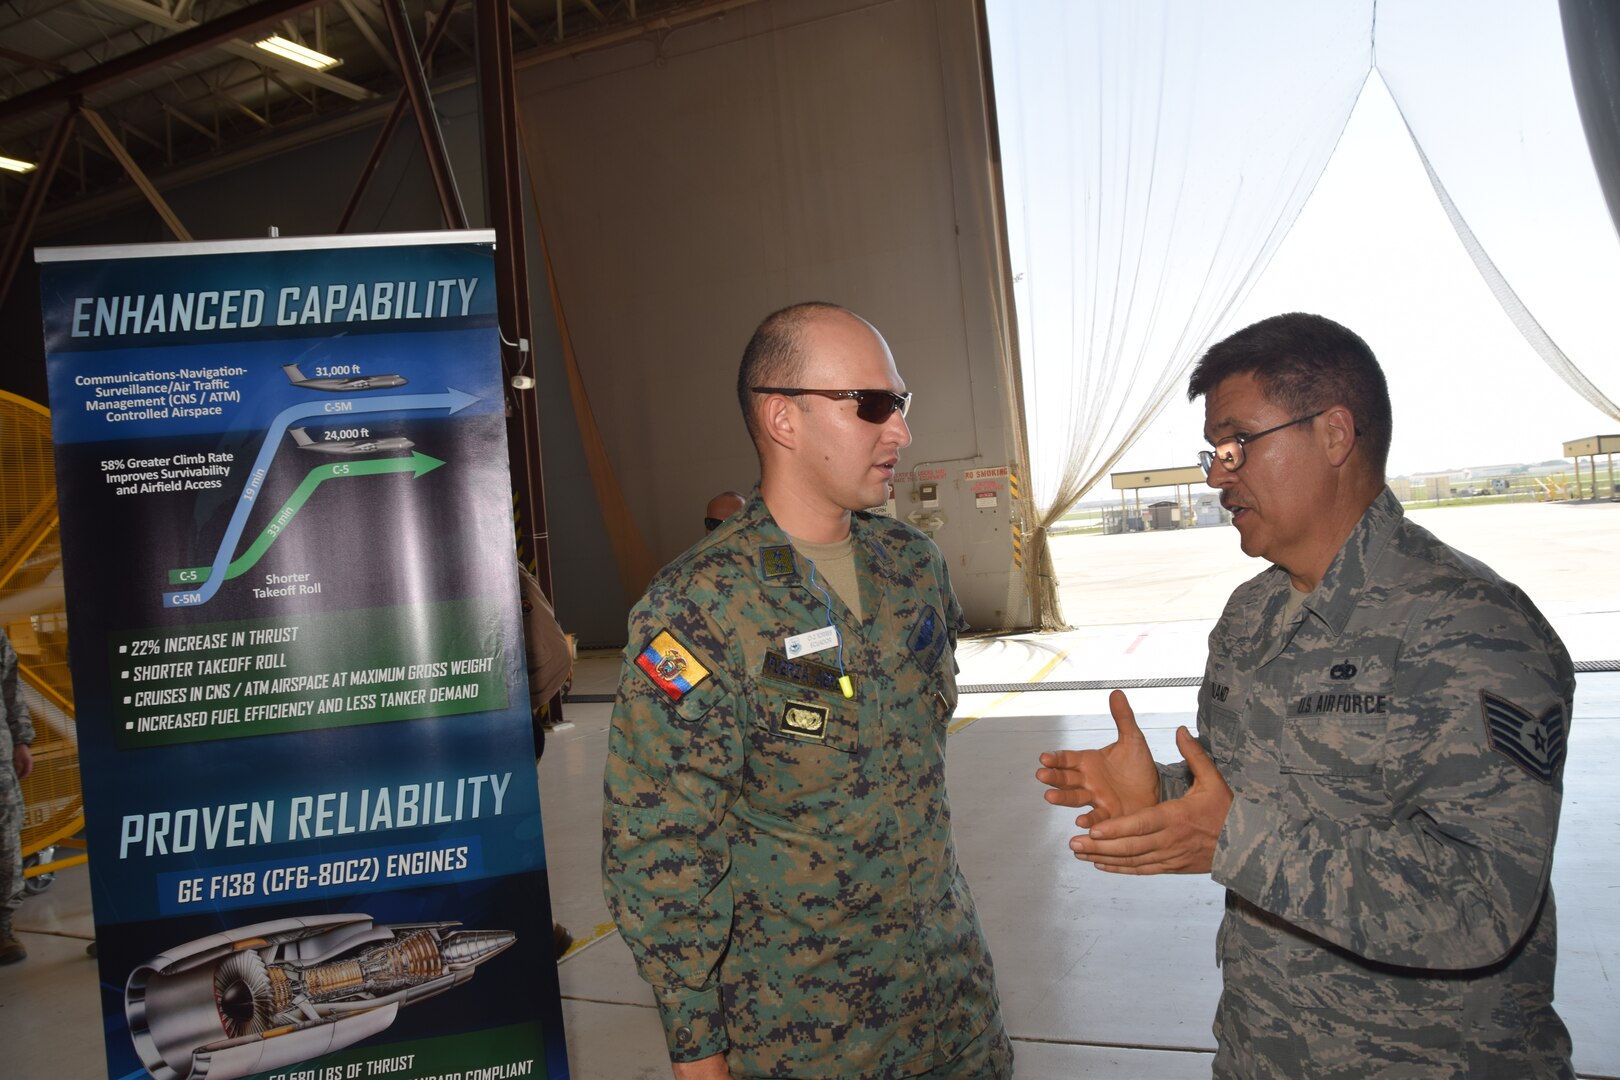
[2,1,1618,1077]
[1,0,1037,644]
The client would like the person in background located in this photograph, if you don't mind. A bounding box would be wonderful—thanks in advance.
[518,563,575,960]
[521,562,574,744]
[1,626,35,965]
[1038,312,1573,1077]
[704,490,747,533]
[604,302,1009,1079]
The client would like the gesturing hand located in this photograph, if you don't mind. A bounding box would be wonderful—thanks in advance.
[1035,689,1161,829]
[1070,724,1232,875]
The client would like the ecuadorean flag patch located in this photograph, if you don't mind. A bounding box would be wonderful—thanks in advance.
[635,629,711,702]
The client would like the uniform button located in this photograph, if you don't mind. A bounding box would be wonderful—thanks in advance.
[676,1026,693,1045]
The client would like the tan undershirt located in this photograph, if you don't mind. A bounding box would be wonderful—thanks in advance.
[789,534,863,622]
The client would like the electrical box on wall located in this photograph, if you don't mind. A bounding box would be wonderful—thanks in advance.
[888,462,1031,627]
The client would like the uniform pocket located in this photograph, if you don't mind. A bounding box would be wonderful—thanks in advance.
[1281,686,1392,778]
[740,685,863,832]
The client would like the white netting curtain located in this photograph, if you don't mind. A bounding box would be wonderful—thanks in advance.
[1376,0,1620,421]
[987,1,1373,628]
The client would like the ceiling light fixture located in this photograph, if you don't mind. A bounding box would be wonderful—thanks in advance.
[0,155,37,174]
[254,35,340,71]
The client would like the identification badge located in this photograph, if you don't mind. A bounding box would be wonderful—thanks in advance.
[784,625,839,658]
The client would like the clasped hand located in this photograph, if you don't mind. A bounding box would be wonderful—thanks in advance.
[1034,689,1232,875]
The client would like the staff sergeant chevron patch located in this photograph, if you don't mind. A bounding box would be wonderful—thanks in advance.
[1481,690,1567,785]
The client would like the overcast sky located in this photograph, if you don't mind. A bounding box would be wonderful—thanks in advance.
[1106,70,1616,484]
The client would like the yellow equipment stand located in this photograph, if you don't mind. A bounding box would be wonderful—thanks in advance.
[0,389,85,881]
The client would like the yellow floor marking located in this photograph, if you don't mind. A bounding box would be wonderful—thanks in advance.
[947,648,1070,734]
[559,920,621,962]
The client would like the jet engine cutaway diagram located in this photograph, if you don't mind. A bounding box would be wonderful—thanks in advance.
[125,914,515,1080]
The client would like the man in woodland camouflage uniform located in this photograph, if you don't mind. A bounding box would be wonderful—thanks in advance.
[1038,313,1572,1077]
[1,627,36,964]
[603,303,1009,1079]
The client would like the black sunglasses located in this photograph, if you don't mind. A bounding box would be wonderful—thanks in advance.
[750,387,913,424]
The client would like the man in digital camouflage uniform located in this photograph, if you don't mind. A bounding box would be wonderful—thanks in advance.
[1,626,36,964]
[1038,313,1572,1078]
[603,303,1009,1079]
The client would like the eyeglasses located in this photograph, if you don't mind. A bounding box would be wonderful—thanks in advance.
[750,387,912,424]
[1198,411,1323,475]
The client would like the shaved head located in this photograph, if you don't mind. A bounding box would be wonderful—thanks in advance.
[737,302,857,445]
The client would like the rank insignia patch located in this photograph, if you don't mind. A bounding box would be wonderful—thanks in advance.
[907,605,947,671]
[1481,691,1566,785]
[635,630,711,702]
[760,545,797,579]
[775,699,830,742]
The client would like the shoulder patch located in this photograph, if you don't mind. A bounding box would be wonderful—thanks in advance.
[907,605,947,671]
[634,629,711,701]
[759,545,797,579]
[1481,691,1566,785]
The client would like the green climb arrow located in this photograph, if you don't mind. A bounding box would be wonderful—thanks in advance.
[168,453,445,585]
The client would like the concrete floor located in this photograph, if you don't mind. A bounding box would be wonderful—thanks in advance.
[3,500,1617,1078]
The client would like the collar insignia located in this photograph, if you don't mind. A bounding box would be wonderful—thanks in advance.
[760,545,797,579]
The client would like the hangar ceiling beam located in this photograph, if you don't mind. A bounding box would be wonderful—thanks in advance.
[79,106,193,240]
[337,0,459,232]
[335,0,401,74]
[162,101,220,144]
[477,0,557,709]
[381,0,466,228]
[0,0,331,125]
[0,45,70,76]
[84,0,374,100]
[0,109,74,308]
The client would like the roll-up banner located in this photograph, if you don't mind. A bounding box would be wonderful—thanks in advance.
[37,231,568,1080]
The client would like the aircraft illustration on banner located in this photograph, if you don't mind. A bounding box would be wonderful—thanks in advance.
[282,363,408,392]
[288,426,415,455]
[161,386,473,608]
